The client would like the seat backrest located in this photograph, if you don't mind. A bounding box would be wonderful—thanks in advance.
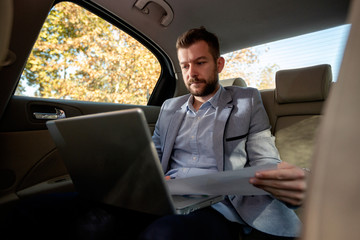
[0,0,13,70]
[260,64,332,168]
[219,77,247,87]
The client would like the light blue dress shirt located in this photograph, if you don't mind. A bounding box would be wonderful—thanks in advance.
[165,87,250,230]
[166,88,220,179]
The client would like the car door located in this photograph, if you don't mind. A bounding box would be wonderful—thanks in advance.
[0,0,176,206]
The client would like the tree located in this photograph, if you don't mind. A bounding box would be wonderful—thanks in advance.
[17,2,160,105]
[220,46,279,89]
[259,64,278,89]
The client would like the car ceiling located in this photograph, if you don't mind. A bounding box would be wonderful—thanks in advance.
[92,0,350,71]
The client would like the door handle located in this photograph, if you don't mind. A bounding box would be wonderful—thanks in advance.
[33,108,66,120]
[134,0,174,27]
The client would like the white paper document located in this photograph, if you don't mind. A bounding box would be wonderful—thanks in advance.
[166,164,277,196]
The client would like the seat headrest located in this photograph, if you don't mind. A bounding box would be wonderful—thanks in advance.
[275,64,332,104]
[220,77,247,87]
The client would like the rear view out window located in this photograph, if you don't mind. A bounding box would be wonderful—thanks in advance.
[220,24,350,89]
[15,2,161,105]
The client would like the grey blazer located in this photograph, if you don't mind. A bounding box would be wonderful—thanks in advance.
[152,86,301,237]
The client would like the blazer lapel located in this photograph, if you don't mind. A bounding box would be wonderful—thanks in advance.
[161,104,187,172]
[161,87,234,172]
[213,88,233,171]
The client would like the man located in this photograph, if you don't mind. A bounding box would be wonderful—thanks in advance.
[139,27,306,240]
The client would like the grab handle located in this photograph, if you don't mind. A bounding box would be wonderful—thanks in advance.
[134,0,174,27]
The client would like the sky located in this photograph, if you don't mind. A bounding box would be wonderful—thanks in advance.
[253,24,351,81]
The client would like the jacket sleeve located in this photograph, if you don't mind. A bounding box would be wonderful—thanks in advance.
[247,88,281,166]
[152,102,166,162]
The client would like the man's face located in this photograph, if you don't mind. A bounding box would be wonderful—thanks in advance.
[177,40,224,97]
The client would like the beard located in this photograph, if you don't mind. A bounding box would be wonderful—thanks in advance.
[187,71,219,97]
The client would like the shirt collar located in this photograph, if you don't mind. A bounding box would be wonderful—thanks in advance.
[186,85,223,112]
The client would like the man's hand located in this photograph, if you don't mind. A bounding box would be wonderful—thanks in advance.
[249,162,308,206]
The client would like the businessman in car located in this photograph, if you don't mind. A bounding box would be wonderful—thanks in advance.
[139,27,306,240]
[5,27,307,240]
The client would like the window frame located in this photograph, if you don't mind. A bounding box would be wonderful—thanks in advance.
[19,0,176,106]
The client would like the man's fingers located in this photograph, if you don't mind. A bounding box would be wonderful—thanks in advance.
[250,178,306,191]
[251,178,306,206]
[255,164,306,180]
[269,192,304,207]
[249,162,308,206]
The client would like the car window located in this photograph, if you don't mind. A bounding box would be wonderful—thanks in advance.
[15,1,161,105]
[220,24,351,89]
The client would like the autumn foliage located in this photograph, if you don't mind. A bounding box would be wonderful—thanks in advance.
[220,48,278,89]
[17,2,160,105]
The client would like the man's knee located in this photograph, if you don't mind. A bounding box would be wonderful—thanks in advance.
[139,215,187,240]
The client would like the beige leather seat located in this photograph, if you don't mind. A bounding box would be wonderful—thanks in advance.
[302,2,360,238]
[219,77,247,87]
[260,64,332,169]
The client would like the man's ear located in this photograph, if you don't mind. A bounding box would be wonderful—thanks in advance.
[217,57,225,73]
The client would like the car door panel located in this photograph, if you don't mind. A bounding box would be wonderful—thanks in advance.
[0,95,161,204]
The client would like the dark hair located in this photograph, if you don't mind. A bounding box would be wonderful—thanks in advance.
[176,26,220,60]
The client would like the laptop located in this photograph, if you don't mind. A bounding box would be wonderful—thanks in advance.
[46,108,223,216]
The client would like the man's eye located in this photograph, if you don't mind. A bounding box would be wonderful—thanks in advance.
[182,65,189,69]
[197,61,206,65]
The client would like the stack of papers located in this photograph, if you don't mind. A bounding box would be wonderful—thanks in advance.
[166,164,277,196]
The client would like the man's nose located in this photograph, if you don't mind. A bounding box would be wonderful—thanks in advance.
[189,64,198,77]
